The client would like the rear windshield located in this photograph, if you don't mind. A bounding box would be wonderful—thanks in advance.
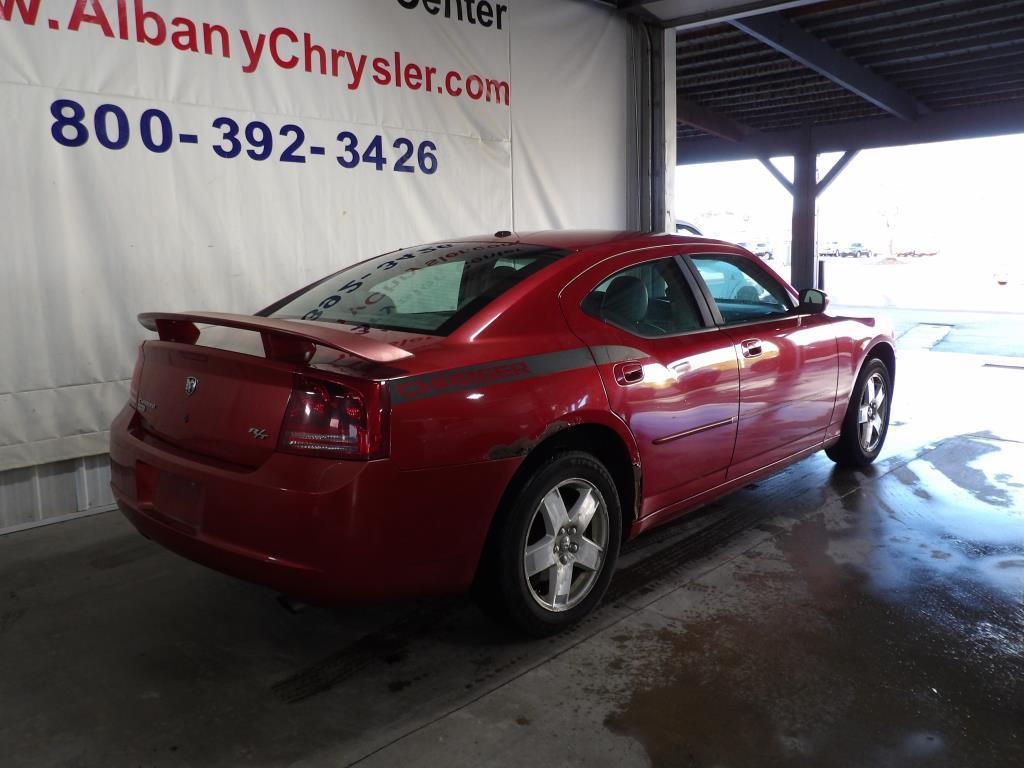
[263,242,570,336]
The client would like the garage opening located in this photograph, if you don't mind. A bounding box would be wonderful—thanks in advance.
[677,133,1024,357]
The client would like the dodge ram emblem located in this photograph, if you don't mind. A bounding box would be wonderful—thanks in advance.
[184,376,199,396]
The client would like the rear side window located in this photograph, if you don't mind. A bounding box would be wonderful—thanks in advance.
[583,258,705,337]
[691,255,793,324]
[265,242,569,336]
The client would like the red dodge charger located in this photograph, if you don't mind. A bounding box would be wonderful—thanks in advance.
[110,231,895,635]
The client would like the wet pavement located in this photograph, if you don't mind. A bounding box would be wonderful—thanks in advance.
[832,304,1024,358]
[1,350,1022,767]
[601,435,1024,767]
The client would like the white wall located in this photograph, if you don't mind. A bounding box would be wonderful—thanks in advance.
[510,0,633,230]
[0,0,637,531]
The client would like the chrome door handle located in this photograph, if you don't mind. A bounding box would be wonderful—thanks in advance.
[613,362,644,386]
[740,339,763,358]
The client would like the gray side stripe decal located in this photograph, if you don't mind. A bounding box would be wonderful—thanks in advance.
[589,345,647,365]
[390,348,597,404]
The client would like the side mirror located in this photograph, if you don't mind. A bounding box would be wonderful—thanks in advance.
[798,288,829,314]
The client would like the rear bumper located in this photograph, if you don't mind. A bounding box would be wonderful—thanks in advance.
[109,406,520,603]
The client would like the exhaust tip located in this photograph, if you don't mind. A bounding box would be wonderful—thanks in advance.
[277,594,308,614]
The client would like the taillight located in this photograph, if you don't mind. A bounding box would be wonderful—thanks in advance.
[129,343,145,405]
[278,374,388,460]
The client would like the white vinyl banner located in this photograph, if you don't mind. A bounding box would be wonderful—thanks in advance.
[0,0,633,472]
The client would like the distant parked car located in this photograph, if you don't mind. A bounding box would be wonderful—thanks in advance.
[841,242,872,258]
[994,261,1020,286]
[819,241,840,258]
[751,241,774,261]
[675,220,703,236]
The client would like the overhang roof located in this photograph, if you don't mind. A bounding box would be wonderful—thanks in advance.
[590,0,1024,163]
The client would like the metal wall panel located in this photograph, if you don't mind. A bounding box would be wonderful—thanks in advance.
[0,456,115,535]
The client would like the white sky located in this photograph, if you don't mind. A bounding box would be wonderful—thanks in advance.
[675,133,1024,262]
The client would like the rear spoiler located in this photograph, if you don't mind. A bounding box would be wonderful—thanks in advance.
[138,311,414,364]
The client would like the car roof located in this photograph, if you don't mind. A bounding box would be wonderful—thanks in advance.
[453,229,742,253]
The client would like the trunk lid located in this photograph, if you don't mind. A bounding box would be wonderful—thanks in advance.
[134,312,423,466]
[136,342,295,467]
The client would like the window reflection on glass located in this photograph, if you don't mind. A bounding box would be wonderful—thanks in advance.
[692,256,792,324]
[583,258,705,338]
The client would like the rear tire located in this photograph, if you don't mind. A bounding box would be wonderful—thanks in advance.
[474,451,621,637]
[826,357,892,467]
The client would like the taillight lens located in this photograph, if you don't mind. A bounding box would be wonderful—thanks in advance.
[129,343,145,405]
[278,374,388,460]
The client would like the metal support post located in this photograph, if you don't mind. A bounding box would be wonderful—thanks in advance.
[791,130,817,291]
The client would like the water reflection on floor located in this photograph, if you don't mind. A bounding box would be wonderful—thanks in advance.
[602,434,1024,767]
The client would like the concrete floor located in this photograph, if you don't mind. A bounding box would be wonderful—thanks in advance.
[832,304,1024,358]
[2,349,1022,767]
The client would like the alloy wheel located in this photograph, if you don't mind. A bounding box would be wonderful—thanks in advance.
[523,478,609,612]
[858,371,887,452]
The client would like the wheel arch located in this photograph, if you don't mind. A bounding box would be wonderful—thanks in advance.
[863,339,896,389]
[512,421,640,530]
[473,419,641,589]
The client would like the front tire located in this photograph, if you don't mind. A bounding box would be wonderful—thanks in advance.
[475,451,622,637]
[826,357,892,467]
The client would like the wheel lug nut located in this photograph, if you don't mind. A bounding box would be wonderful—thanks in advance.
[571,543,578,552]
[560,555,568,565]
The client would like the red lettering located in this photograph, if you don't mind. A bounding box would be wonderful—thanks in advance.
[487,78,510,105]
[239,30,265,74]
[134,0,164,45]
[303,32,325,75]
[0,0,41,24]
[170,16,197,52]
[404,62,422,90]
[116,0,127,38]
[269,26,298,69]
[446,70,462,96]
[68,0,113,37]
[347,52,367,90]
[202,23,229,58]
[372,56,391,86]
[330,48,346,78]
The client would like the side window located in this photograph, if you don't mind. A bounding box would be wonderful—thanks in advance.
[691,255,792,324]
[583,258,705,337]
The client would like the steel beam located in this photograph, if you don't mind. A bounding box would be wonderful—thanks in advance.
[676,97,753,142]
[581,0,832,29]
[790,130,817,291]
[754,148,856,292]
[731,13,927,121]
[576,0,661,23]
[815,149,858,196]
[759,157,793,193]
[661,1,828,31]
[676,100,1024,164]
